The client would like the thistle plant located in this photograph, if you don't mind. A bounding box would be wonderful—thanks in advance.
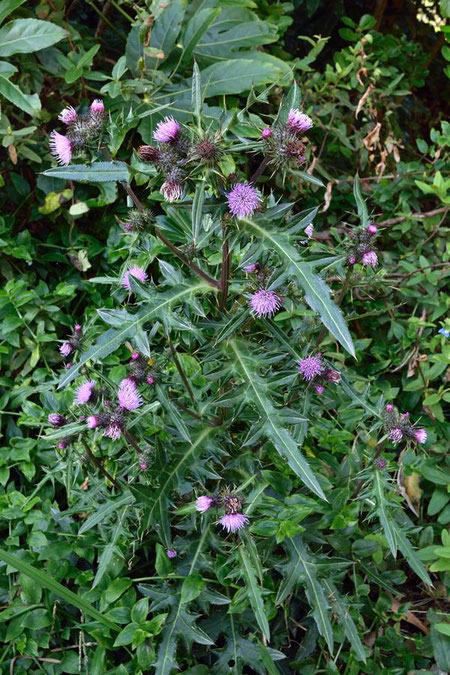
[41,78,433,671]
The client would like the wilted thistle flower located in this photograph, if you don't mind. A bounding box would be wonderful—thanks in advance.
[218,513,249,533]
[374,458,386,469]
[362,251,378,267]
[90,99,105,114]
[314,384,324,395]
[75,380,95,405]
[58,105,78,125]
[121,208,154,233]
[59,342,73,357]
[324,369,341,384]
[243,262,260,274]
[49,131,72,165]
[389,427,403,444]
[117,378,143,411]
[166,549,177,558]
[86,415,101,429]
[154,116,180,143]
[138,145,160,163]
[413,429,427,444]
[287,108,313,133]
[104,422,122,440]
[196,495,213,513]
[161,180,183,202]
[122,266,148,291]
[297,355,324,381]
[58,438,69,450]
[305,224,314,238]
[248,289,282,318]
[227,183,262,218]
[48,413,66,427]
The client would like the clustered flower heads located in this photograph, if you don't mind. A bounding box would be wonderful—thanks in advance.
[347,222,379,267]
[261,107,313,169]
[138,116,223,203]
[297,353,341,394]
[59,324,83,360]
[383,404,427,445]
[196,491,249,534]
[49,100,106,165]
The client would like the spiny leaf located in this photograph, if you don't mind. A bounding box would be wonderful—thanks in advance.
[353,174,370,226]
[373,470,397,558]
[239,544,270,641]
[41,161,129,183]
[243,217,355,356]
[322,579,366,663]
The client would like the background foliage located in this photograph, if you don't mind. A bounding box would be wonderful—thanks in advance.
[0,0,449,673]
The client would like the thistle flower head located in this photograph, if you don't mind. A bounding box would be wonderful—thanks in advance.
[314,384,324,394]
[118,378,143,411]
[104,423,122,440]
[86,415,101,429]
[58,106,78,125]
[166,549,177,558]
[367,224,378,234]
[131,352,140,360]
[147,376,155,385]
[196,495,213,513]
[75,380,95,405]
[48,413,66,427]
[262,127,272,139]
[362,251,378,267]
[243,262,260,274]
[414,429,427,444]
[139,459,148,470]
[385,404,394,412]
[58,439,68,450]
[161,180,183,202]
[218,513,249,533]
[248,289,282,318]
[59,342,73,357]
[49,131,72,165]
[324,369,341,384]
[374,458,386,469]
[389,427,403,444]
[297,355,324,381]
[227,183,261,218]
[138,145,160,163]
[348,255,356,265]
[90,99,105,114]
[154,116,180,143]
[287,108,313,133]
[122,266,148,291]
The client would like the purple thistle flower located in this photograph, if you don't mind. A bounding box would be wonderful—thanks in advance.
[414,429,427,444]
[122,266,148,291]
[262,127,272,139]
[118,378,143,411]
[48,413,66,427]
[348,255,356,265]
[367,224,378,234]
[218,513,249,533]
[131,352,140,360]
[161,180,183,202]
[66,363,72,369]
[389,427,403,444]
[297,356,324,381]
[304,224,314,238]
[86,415,100,429]
[75,380,95,405]
[58,439,68,450]
[104,423,121,440]
[314,384,324,395]
[139,459,148,470]
[374,458,386,469]
[287,108,313,133]
[362,251,378,267]
[243,262,260,274]
[227,183,261,218]
[90,99,105,114]
[324,369,341,384]
[153,116,180,143]
[49,131,72,165]
[166,549,177,558]
[59,342,73,357]
[385,404,394,412]
[147,376,155,385]
[248,289,282,318]
[58,105,77,125]
[75,324,82,332]
[196,495,213,513]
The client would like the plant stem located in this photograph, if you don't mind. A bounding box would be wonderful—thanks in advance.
[81,438,121,490]
[123,429,144,455]
[219,220,231,311]
[167,337,197,407]
[250,156,270,183]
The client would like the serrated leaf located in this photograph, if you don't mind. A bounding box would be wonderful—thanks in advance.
[78,494,134,535]
[373,471,397,558]
[243,218,355,356]
[322,579,366,663]
[41,161,129,183]
[239,545,270,641]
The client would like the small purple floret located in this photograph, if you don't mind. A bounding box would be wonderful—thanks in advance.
[227,183,261,218]
[298,356,324,381]
[362,251,378,267]
[48,413,66,427]
[58,106,77,125]
[166,549,177,558]
[75,380,95,405]
[243,263,259,274]
[153,116,179,143]
[218,513,249,533]
[90,99,105,114]
[248,289,282,318]
[59,342,73,357]
[389,427,403,444]
[104,423,121,440]
[287,108,313,133]
[118,378,143,411]
[262,127,272,139]
[367,224,378,234]
[414,429,427,444]
[161,181,182,202]
[86,415,100,429]
[49,131,72,165]
[196,496,213,513]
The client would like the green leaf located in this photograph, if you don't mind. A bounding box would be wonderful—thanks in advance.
[0,0,27,28]
[78,493,134,534]
[395,526,433,586]
[373,471,397,558]
[41,162,129,183]
[239,544,270,641]
[353,174,370,227]
[276,81,300,124]
[435,623,450,637]
[180,8,221,71]
[93,507,129,589]
[0,73,41,116]
[149,0,185,62]
[181,574,205,604]
[58,283,212,388]
[228,340,325,500]
[192,179,205,243]
[291,170,325,188]
[243,217,355,356]
[200,56,291,97]
[0,548,119,631]
[322,579,366,662]
[0,19,66,57]
[276,536,333,652]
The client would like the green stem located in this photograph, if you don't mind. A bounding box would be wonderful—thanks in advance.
[167,337,197,407]
[81,438,121,490]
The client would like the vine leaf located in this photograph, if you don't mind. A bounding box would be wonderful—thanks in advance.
[243,217,355,356]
